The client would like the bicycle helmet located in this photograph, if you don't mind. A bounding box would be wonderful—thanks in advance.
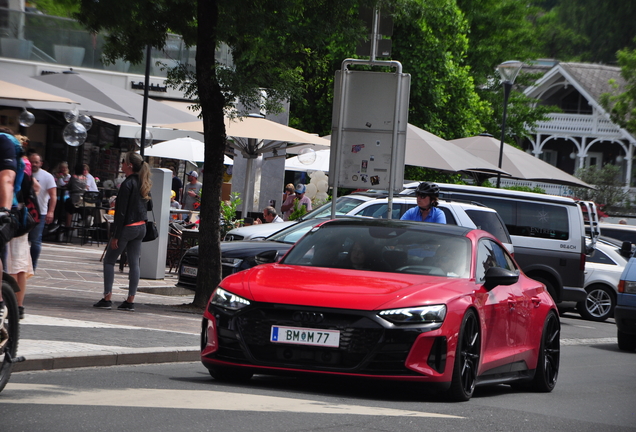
[415,182,440,198]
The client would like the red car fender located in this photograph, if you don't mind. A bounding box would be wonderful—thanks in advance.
[404,299,476,382]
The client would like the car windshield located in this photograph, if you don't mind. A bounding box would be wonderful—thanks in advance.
[302,196,366,219]
[267,219,326,244]
[282,224,471,278]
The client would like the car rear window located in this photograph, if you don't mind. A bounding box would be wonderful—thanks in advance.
[465,210,511,244]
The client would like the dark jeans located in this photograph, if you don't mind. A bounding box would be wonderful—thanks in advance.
[103,224,146,298]
[28,215,46,270]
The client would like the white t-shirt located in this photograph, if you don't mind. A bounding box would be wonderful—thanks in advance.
[86,173,98,192]
[32,168,56,215]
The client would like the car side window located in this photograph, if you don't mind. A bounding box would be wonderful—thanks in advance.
[587,249,617,265]
[475,239,515,282]
[438,206,457,225]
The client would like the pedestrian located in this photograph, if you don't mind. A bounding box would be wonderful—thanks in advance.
[281,184,313,220]
[171,167,183,202]
[6,134,40,320]
[94,151,152,312]
[0,127,18,318]
[254,206,284,224]
[54,161,70,188]
[282,183,295,207]
[400,182,446,223]
[182,170,202,211]
[170,190,182,220]
[83,164,98,192]
[27,151,57,270]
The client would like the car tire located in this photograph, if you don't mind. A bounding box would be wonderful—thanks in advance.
[617,329,636,352]
[529,310,560,392]
[532,276,558,303]
[447,309,480,402]
[207,365,254,382]
[577,284,615,322]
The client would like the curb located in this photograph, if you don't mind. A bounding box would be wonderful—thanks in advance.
[13,347,200,372]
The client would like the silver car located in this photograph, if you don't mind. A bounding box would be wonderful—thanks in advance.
[578,238,631,321]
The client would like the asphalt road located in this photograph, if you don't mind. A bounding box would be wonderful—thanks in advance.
[1,314,634,432]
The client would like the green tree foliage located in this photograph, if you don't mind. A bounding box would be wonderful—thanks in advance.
[573,165,627,208]
[390,0,489,139]
[547,0,636,64]
[31,0,79,17]
[455,0,540,86]
[600,44,636,136]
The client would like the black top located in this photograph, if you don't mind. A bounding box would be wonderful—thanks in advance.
[172,175,183,202]
[113,174,151,239]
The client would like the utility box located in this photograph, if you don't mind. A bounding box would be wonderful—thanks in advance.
[140,168,170,280]
[330,70,410,191]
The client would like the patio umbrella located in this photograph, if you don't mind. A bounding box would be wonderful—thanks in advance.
[144,137,233,164]
[165,116,330,147]
[285,149,330,172]
[0,66,135,121]
[34,72,199,125]
[450,134,591,188]
[0,80,76,104]
[405,124,509,175]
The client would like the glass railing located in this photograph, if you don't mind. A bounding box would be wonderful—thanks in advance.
[0,7,233,77]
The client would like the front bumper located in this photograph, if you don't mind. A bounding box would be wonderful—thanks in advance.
[615,304,636,335]
[201,303,454,383]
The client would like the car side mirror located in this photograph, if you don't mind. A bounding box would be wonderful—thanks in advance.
[255,250,279,265]
[483,267,519,291]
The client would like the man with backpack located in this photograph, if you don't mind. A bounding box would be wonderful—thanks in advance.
[0,127,18,313]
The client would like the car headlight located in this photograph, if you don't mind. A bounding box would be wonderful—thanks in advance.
[378,305,447,324]
[210,288,251,310]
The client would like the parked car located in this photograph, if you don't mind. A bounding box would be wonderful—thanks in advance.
[223,194,375,241]
[178,199,513,287]
[577,238,631,322]
[178,218,333,288]
[402,182,598,304]
[616,253,636,351]
[201,219,560,401]
[597,223,636,245]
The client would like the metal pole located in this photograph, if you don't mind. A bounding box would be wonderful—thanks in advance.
[140,44,152,157]
[496,81,512,188]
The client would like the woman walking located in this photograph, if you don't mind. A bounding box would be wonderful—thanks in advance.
[93,152,152,312]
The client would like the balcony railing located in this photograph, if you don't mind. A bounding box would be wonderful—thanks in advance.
[0,7,232,77]
[534,112,623,138]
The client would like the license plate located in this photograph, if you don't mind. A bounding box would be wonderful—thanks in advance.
[270,325,340,348]
[182,265,198,277]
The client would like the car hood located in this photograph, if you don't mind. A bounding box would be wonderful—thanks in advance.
[184,241,292,258]
[220,240,292,258]
[220,264,473,310]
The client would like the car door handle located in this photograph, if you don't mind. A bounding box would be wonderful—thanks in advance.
[531,297,541,308]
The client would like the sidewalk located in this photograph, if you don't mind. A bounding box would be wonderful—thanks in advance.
[11,241,202,372]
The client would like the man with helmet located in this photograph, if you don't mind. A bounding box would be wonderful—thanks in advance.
[400,182,446,223]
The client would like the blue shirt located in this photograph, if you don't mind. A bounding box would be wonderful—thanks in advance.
[400,206,446,223]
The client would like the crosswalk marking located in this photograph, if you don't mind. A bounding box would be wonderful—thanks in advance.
[3,384,463,418]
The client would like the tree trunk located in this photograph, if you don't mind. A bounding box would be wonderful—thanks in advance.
[193,0,225,307]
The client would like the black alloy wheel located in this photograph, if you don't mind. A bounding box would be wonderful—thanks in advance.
[447,309,480,402]
[577,284,615,322]
[530,310,560,392]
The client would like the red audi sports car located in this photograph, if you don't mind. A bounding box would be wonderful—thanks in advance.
[201,219,560,401]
